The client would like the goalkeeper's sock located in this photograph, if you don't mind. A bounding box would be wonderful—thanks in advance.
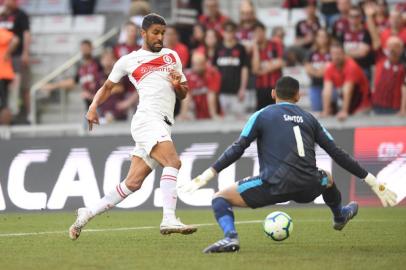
[88,181,133,216]
[160,167,179,221]
[212,197,238,238]
[322,183,343,220]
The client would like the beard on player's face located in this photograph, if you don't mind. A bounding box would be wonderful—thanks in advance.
[146,39,163,52]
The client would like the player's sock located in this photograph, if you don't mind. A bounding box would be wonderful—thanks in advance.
[160,167,179,221]
[88,181,133,216]
[212,197,238,238]
[322,183,343,220]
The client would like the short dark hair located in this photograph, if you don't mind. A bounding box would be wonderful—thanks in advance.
[275,76,299,100]
[81,39,92,47]
[142,13,166,30]
[330,40,344,50]
[223,20,237,32]
[253,21,266,31]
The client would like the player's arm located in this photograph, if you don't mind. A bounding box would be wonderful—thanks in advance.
[173,80,188,100]
[181,111,262,193]
[171,53,188,100]
[314,120,397,207]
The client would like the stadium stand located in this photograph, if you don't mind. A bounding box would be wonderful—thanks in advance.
[0,0,404,129]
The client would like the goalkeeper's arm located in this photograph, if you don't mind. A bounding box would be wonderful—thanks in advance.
[180,137,251,193]
[211,136,251,173]
[315,121,397,207]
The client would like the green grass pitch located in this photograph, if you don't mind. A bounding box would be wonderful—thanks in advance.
[0,207,405,270]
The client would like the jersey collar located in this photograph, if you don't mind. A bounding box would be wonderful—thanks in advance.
[276,102,295,105]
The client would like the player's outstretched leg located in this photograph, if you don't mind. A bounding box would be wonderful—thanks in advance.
[69,156,151,240]
[151,141,197,235]
[69,181,133,240]
[322,181,358,231]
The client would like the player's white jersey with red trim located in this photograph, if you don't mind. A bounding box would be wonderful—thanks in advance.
[108,48,186,123]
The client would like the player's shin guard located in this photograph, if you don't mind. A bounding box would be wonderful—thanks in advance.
[322,183,343,219]
[88,181,133,216]
[212,197,238,238]
[160,167,179,220]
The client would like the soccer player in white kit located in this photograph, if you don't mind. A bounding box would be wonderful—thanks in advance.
[69,13,197,240]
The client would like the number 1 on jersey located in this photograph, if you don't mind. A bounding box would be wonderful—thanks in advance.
[293,125,305,157]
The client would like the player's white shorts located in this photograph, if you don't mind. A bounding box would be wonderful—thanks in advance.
[130,113,172,169]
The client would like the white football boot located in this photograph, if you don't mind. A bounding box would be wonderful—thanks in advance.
[160,217,198,235]
[69,208,94,240]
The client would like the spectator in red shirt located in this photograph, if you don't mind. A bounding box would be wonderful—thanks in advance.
[113,21,139,102]
[189,24,206,51]
[164,25,189,67]
[195,28,220,64]
[198,0,229,37]
[113,22,140,59]
[332,0,351,40]
[237,0,258,55]
[395,2,406,25]
[271,26,285,49]
[380,10,406,49]
[98,50,128,122]
[304,28,331,112]
[251,22,284,110]
[294,1,320,50]
[178,52,221,120]
[372,36,406,116]
[340,5,374,80]
[366,7,406,62]
[41,40,104,109]
[322,43,370,121]
[371,0,389,33]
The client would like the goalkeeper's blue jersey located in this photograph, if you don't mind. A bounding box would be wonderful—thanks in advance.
[212,102,368,194]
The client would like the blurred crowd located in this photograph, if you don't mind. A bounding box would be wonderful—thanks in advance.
[0,0,405,126]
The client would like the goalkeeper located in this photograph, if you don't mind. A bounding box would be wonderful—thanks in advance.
[181,76,397,254]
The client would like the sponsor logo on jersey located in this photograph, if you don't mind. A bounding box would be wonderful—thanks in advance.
[132,53,176,83]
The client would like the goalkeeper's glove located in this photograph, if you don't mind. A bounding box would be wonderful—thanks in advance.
[179,168,217,193]
[363,173,397,207]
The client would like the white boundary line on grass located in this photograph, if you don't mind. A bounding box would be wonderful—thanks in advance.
[0,219,393,238]
[0,220,263,238]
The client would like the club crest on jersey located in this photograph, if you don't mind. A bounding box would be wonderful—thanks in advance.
[163,54,173,64]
